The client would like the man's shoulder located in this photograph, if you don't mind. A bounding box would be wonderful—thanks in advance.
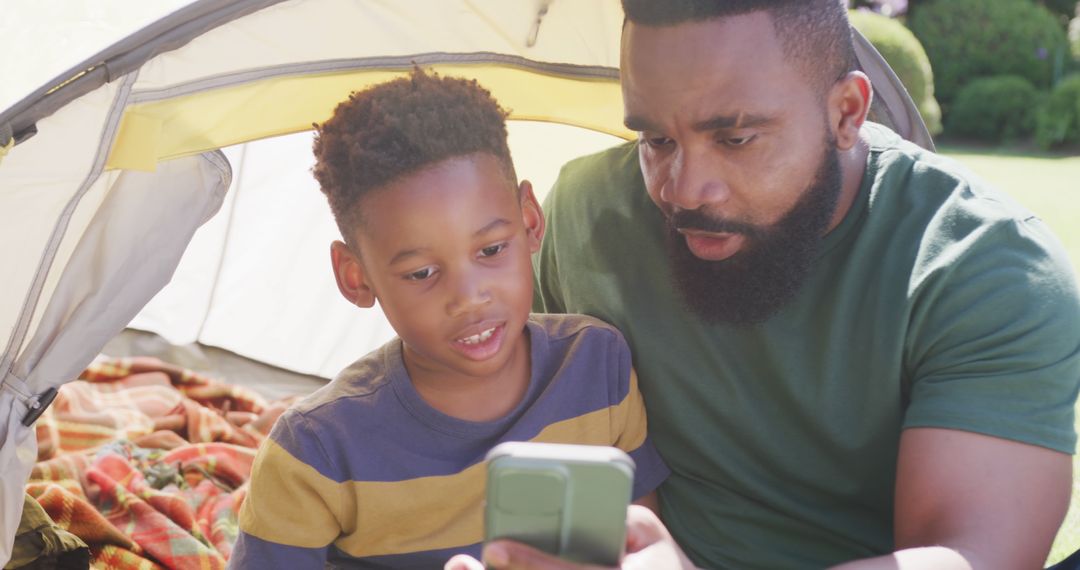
[558,141,640,178]
[548,141,642,205]
[865,123,981,196]
[862,122,1043,240]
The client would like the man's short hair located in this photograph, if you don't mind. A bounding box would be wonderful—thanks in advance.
[312,67,514,244]
[621,0,857,89]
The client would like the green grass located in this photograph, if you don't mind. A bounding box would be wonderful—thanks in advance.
[939,145,1080,567]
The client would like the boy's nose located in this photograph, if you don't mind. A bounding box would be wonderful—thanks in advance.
[447,273,492,317]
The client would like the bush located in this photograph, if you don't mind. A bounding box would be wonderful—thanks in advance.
[906,0,1078,17]
[1039,0,1078,22]
[909,0,1069,105]
[946,75,1040,142]
[849,10,943,134]
[1070,16,1080,61]
[1036,74,1080,148]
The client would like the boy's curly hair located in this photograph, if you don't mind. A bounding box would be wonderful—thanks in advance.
[312,68,514,244]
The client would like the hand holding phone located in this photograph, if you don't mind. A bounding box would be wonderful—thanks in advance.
[446,505,698,570]
[484,442,635,566]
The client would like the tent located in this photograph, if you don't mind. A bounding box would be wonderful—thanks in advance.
[0,0,932,564]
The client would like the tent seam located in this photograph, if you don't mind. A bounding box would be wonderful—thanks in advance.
[0,0,289,151]
[125,52,619,104]
[0,373,31,401]
[196,148,240,341]
[0,71,140,385]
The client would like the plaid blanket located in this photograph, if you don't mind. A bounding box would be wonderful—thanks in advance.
[25,356,300,569]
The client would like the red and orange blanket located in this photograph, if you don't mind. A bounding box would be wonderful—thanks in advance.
[25,356,300,570]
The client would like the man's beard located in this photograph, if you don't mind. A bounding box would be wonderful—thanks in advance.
[665,142,843,325]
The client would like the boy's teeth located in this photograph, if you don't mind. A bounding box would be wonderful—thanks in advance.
[459,327,496,345]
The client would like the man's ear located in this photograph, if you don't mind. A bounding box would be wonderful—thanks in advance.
[330,240,376,308]
[828,70,872,151]
[518,180,546,253]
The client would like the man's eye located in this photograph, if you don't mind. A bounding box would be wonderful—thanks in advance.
[641,135,673,148]
[405,267,435,281]
[723,135,756,147]
[480,243,507,258]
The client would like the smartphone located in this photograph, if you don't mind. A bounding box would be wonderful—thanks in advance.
[484,442,635,566]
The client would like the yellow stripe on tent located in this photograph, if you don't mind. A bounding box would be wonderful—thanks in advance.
[106,65,634,172]
[0,136,12,167]
[107,112,162,171]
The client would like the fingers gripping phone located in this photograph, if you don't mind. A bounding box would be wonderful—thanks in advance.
[484,442,635,566]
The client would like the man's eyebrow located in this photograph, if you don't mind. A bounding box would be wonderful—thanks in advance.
[624,115,657,132]
[624,113,773,133]
[693,113,773,132]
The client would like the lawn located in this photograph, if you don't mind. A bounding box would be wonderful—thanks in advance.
[939,145,1080,567]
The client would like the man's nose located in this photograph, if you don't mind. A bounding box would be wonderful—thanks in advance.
[447,268,492,316]
[662,147,730,211]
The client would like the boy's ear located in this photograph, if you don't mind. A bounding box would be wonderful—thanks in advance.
[330,240,376,308]
[518,180,546,253]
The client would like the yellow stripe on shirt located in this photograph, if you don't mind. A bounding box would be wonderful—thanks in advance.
[239,438,356,548]
[241,370,647,557]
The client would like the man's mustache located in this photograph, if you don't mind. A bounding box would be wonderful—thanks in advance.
[669,209,761,238]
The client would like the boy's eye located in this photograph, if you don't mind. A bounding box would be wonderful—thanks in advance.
[480,243,507,258]
[405,267,436,281]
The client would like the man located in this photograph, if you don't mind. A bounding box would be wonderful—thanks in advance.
[449,1,1080,568]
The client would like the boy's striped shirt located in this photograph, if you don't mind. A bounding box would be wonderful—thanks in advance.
[231,314,668,569]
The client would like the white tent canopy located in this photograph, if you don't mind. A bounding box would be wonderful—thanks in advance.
[0,0,931,564]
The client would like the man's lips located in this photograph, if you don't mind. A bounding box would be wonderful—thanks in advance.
[678,229,747,261]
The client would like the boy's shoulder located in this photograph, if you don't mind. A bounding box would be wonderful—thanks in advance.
[529,313,626,346]
[528,313,631,383]
[528,314,635,408]
[289,338,402,417]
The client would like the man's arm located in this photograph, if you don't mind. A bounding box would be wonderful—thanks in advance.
[444,505,698,570]
[453,428,1072,570]
[830,427,1072,570]
[633,491,660,517]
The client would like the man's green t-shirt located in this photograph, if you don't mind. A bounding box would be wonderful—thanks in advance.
[533,123,1080,569]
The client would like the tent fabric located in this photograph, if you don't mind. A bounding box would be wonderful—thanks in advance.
[107,60,626,171]
[127,123,623,379]
[0,0,281,145]
[12,153,230,388]
[0,0,932,565]
[129,133,401,376]
[0,0,622,148]
[853,31,934,152]
[0,79,128,362]
[0,151,230,565]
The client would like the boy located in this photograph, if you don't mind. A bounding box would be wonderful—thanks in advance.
[229,69,668,569]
